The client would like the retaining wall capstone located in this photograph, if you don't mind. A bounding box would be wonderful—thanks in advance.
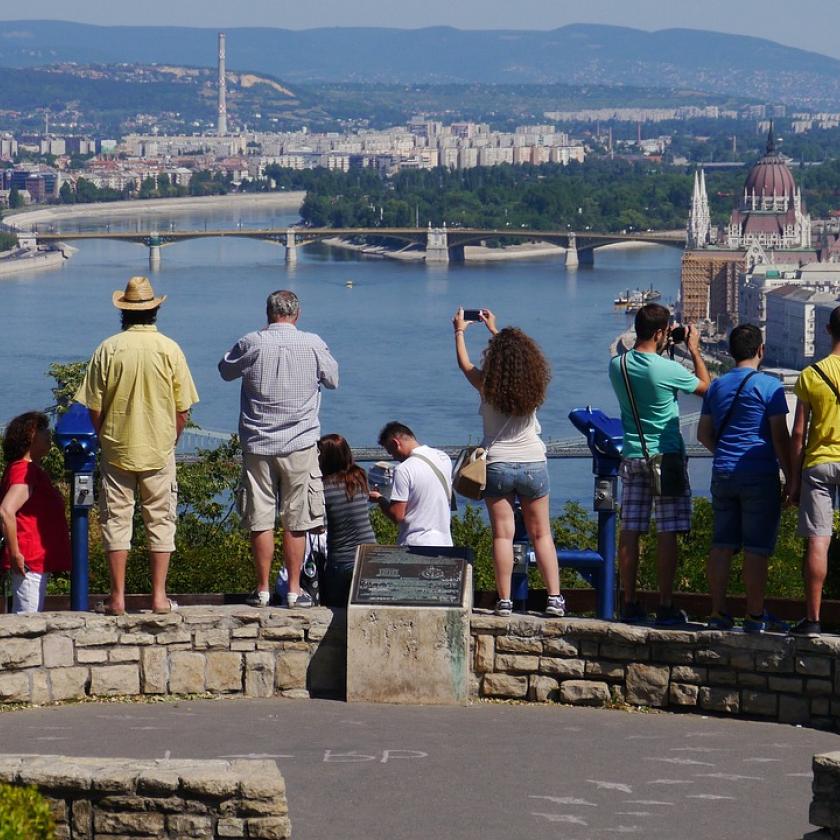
[810,752,840,839]
[0,754,289,839]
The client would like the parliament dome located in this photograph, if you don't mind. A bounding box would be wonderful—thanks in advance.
[743,124,797,198]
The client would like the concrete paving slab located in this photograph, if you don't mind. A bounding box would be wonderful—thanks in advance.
[0,698,833,840]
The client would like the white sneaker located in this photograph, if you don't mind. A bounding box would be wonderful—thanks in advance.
[286,591,313,609]
[545,595,566,617]
[245,589,270,607]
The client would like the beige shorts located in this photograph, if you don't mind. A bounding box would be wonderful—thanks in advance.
[239,446,325,533]
[100,454,177,552]
[799,461,840,537]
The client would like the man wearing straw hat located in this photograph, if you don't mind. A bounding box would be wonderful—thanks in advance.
[76,276,199,616]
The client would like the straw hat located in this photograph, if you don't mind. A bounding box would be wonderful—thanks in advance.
[112,276,167,310]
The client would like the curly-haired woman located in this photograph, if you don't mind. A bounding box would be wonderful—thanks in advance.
[0,412,71,613]
[453,308,564,617]
[317,433,377,607]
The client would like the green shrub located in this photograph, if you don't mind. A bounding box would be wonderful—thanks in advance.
[0,784,55,840]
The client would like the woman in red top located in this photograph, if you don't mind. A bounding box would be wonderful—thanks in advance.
[0,412,71,613]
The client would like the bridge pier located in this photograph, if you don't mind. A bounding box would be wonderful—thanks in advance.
[425,225,449,264]
[565,233,578,270]
[285,229,298,265]
[579,248,594,266]
[148,233,162,270]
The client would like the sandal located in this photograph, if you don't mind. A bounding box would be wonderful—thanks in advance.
[152,598,179,614]
[93,601,125,617]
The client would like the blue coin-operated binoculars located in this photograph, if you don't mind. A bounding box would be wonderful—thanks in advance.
[510,407,622,620]
[54,404,98,611]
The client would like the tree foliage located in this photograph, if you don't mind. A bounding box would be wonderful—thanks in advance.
[0,784,55,840]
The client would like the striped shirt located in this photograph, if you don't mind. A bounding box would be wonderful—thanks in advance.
[323,482,376,566]
[218,323,338,456]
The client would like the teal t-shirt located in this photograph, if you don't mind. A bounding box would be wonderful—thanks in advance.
[608,349,700,459]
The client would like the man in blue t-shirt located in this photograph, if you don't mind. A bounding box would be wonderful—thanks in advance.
[609,304,710,626]
[697,324,790,633]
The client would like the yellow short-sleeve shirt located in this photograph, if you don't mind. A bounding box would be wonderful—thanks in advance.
[794,354,840,469]
[75,326,199,472]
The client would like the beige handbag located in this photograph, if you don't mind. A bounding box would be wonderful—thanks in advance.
[453,446,488,500]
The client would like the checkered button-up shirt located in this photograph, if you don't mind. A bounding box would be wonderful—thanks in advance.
[219,323,338,456]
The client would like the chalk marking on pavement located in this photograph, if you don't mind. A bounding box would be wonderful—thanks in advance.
[321,750,428,763]
[530,813,588,825]
[529,795,597,807]
[625,800,674,806]
[686,794,736,800]
[220,753,296,759]
[669,746,728,753]
[130,726,169,731]
[599,825,642,834]
[35,737,70,741]
[586,780,633,793]
[695,772,762,781]
[647,779,692,785]
[645,757,715,766]
[683,731,728,738]
[742,757,783,763]
[625,735,665,741]
[617,812,652,817]
[164,750,171,759]
[786,772,812,778]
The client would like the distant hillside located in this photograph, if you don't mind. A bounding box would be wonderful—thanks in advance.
[1,21,839,107]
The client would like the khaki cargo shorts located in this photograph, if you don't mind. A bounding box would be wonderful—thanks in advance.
[99,453,177,552]
[239,445,325,533]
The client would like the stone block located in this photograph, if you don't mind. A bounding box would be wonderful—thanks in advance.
[625,663,670,707]
[695,647,727,665]
[169,652,207,694]
[806,679,834,696]
[280,688,310,699]
[729,652,754,670]
[482,673,528,698]
[539,657,585,678]
[91,764,141,792]
[234,760,287,802]
[670,665,707,684]
[232,625,259,639]
[50,667,88,701]
[119,632,156,645]
[30,671,51,705]
[246,816,292,840]
[45,615,85,632]
[669,682,699,706]
[194,628,231,650]
[0,616,47,637]
[245,652,275,698]
[649,643,694,664]
[262,627,305,641]
[217,817,247,837]
[797,655,832,677]
[156,629,192,645]
[542,637,579,657]
[473,635,494,673]
[559,680,610,706]
[530,675,559,702]
[755,651,794,673]
[43,634,74,668]
[495,654,540,673]
[166,814,213,836]
[180,768,239,798]
[737,673,767,689]
[137,768,182,795]
[307,622,332,642]
[109,646,141,663]
[600,643,647,661]
[72,799,92,836]
[496,634,542,654]
[205,652,243,692]
[0,637,42,669]
[605,624,650,644]
[812,698,830,717]
[90,665,140,696]
[275,650,309,691]
[707,668,738,686]
[579,640,599,657]
[585,660,625,680]
[141,647,168,694]
[767,675,803,693]
[231,640,257,652]
[740,690,778,716]
[778,696,809,724]
[93,810,165,835]
[699,687,739,713]
[73,627,119,647]
[0,672,30,703]
[76,648,108,664]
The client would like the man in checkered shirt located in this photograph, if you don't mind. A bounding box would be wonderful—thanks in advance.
[219,290,339,608]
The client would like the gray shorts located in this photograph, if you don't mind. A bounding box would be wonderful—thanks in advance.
[799,462,840,537]
[239,445,325,533]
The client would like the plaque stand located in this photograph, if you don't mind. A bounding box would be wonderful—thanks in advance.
[346,546,472,706]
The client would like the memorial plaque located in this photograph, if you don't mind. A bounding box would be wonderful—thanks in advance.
[350,544,471,608]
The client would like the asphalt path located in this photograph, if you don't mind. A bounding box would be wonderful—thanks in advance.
[0,698,832,840]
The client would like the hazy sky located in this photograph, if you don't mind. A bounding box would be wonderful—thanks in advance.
[2,0,839,60]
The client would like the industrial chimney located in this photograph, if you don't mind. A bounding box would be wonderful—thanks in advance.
[217,32,227,136]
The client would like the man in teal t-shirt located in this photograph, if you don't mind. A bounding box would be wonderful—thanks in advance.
[608,303,710,626]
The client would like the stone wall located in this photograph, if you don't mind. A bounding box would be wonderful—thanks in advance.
[810,752,840,838]
[0,607,344,705]
[470,615,840,728]
[0,754,289,839]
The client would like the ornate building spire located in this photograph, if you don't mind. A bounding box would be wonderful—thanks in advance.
[687,168,712,248]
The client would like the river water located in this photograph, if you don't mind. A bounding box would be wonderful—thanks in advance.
[2,202,709,510]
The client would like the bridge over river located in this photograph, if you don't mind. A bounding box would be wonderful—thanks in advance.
[32,225,686,268]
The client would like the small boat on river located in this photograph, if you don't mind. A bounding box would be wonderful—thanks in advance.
[614,284,662,312]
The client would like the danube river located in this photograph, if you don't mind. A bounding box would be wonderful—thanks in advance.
[2,200,708,509]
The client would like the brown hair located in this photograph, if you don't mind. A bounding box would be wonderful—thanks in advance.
[318,434,369,501]
[481,327,551,416]
[2,412,48,462]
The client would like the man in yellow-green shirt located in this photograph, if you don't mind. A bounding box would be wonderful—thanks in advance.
[76,276,199,616]
[789,305,840,637]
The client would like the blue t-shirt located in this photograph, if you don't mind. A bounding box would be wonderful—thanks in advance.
[608,349,699,459]
[701,367,788,475]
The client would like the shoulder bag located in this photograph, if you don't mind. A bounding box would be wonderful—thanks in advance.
[811,362,840,404]
[620,351,687,497]
[453,415,512,500]
[410,451,457,511]
[714,370,758,444]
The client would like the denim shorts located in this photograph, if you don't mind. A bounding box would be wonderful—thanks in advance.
[711,471,781,555]
[485,461,549,500]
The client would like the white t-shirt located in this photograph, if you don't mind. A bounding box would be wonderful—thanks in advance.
[390,445,453,547]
